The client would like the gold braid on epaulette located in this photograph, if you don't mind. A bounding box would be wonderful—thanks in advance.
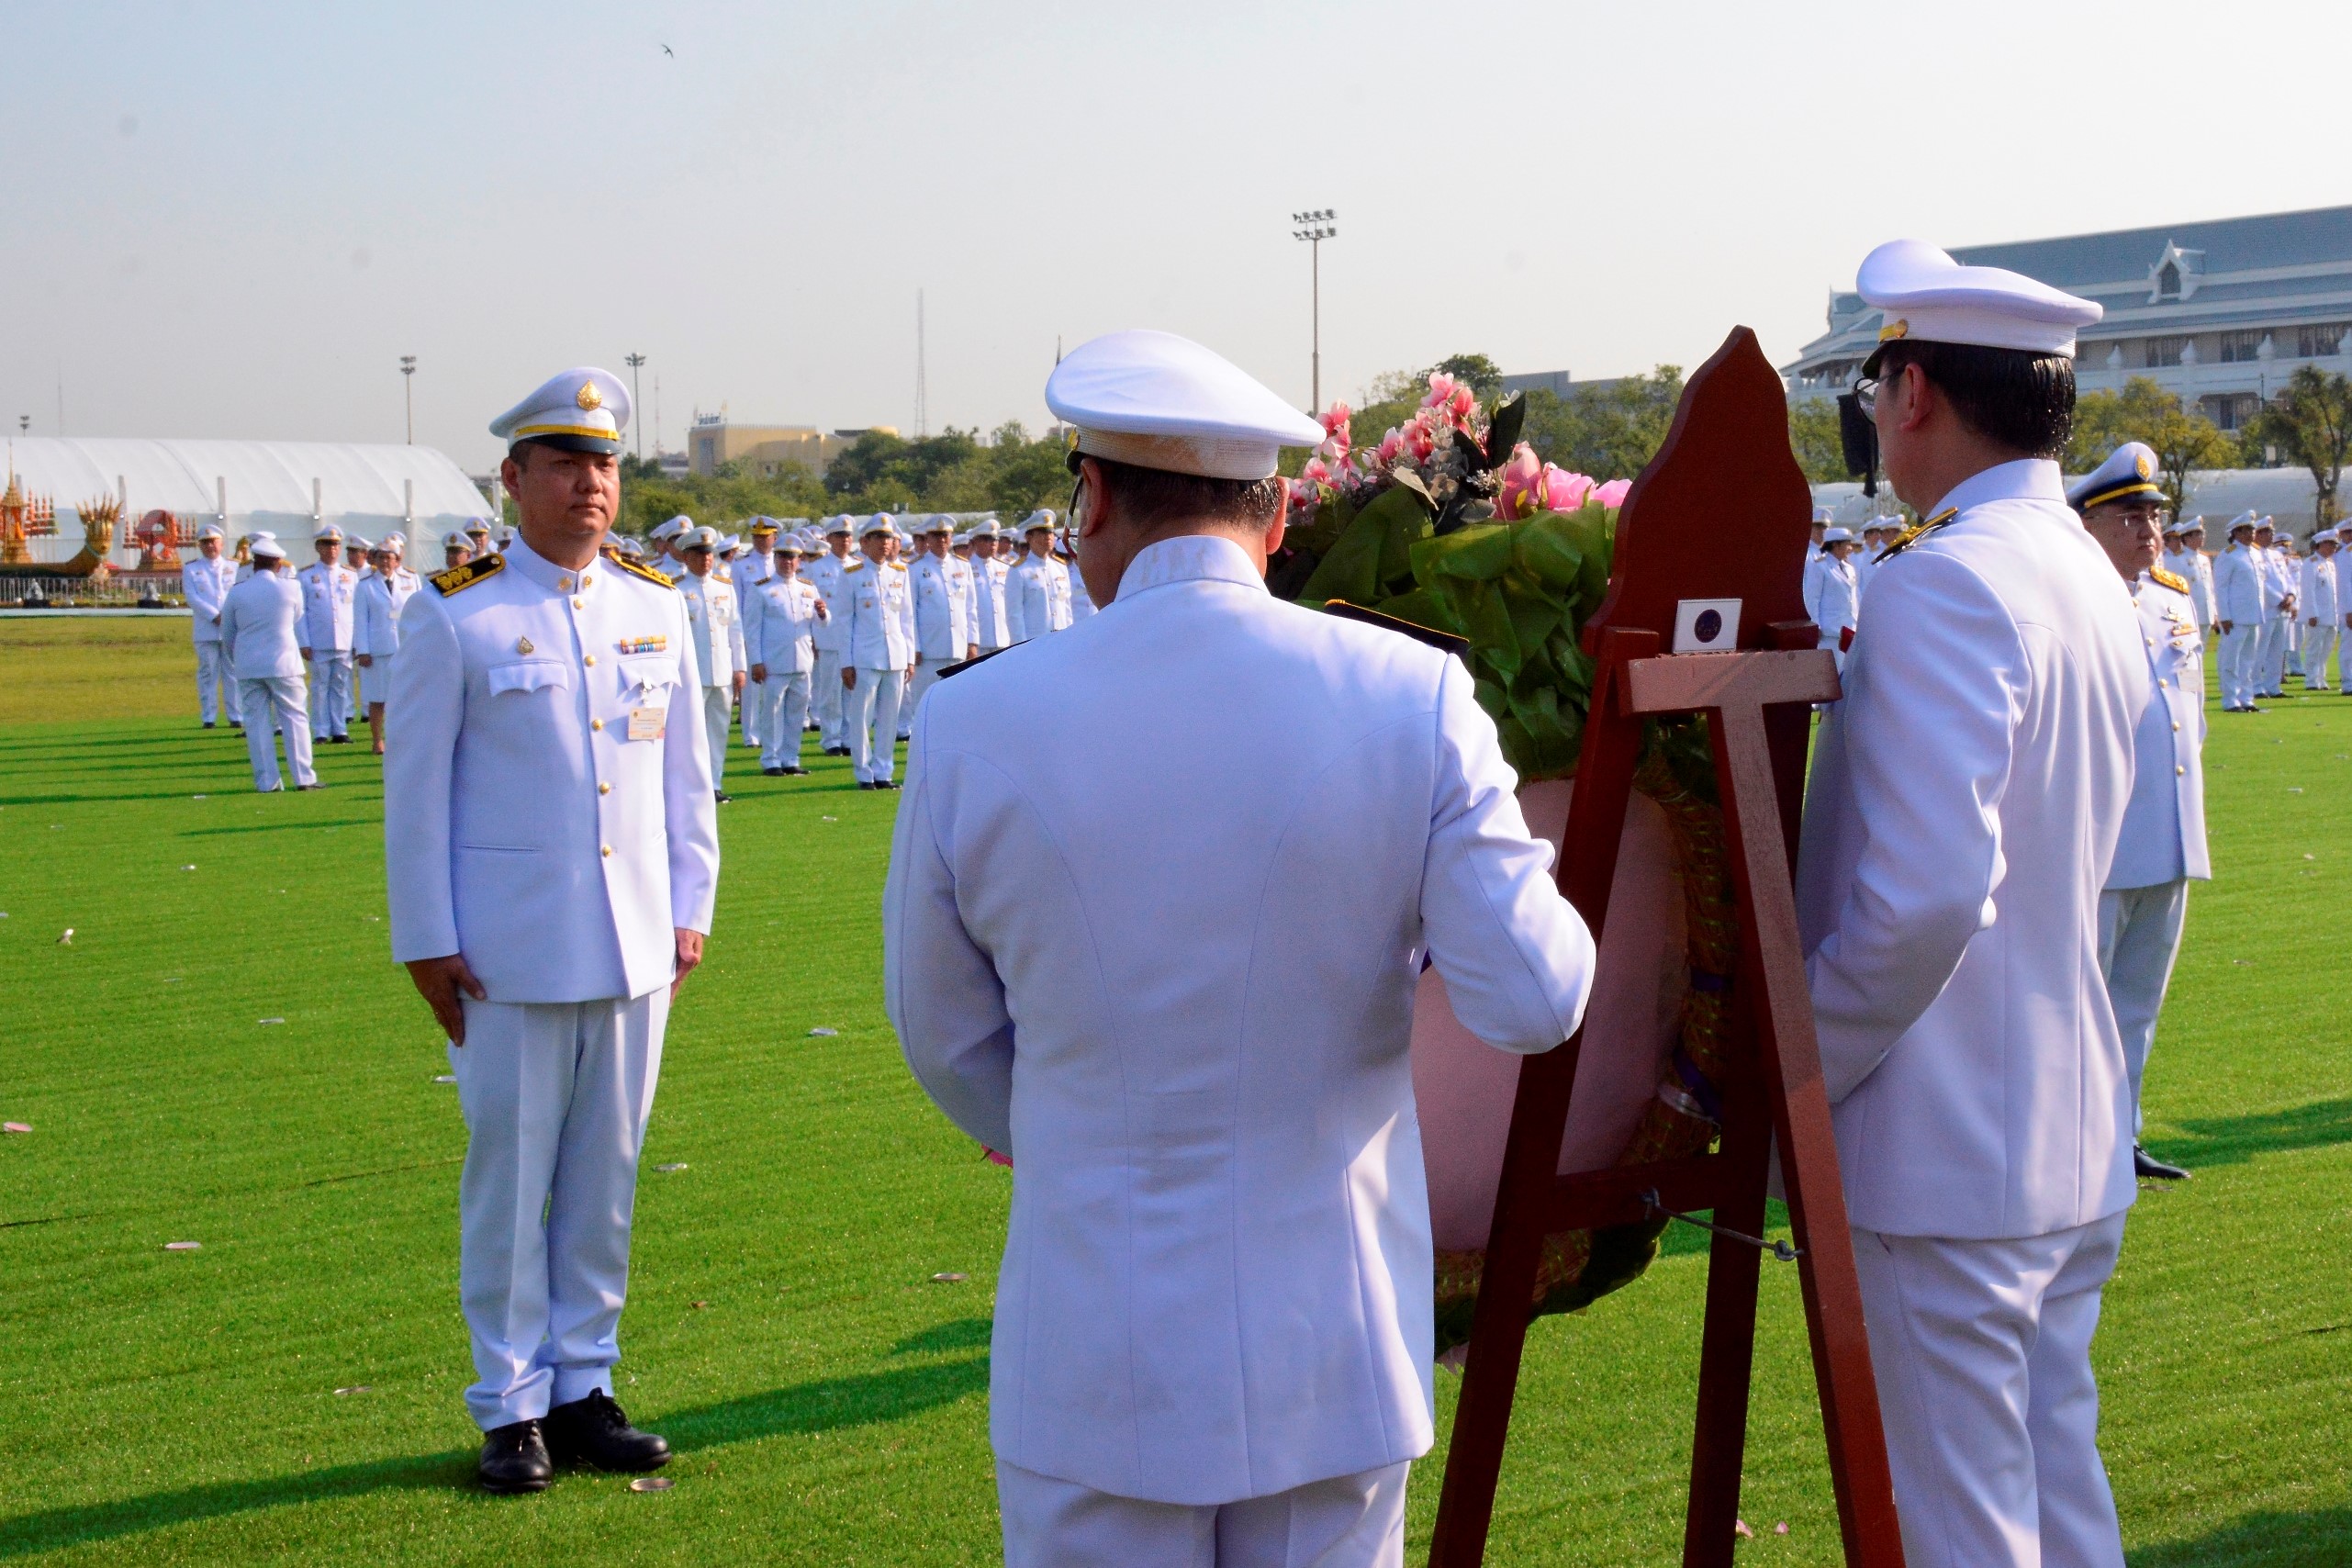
[2151,566,2191,594]
[611,555,677,588]
[1873,506,1958,566]
[430,554,504,595]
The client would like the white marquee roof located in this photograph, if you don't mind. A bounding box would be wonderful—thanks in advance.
[4,437,496,551]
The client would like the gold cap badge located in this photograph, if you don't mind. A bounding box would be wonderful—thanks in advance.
[2135,452,2153,479]
[1877,319,1910,342]
[575,381,603,411]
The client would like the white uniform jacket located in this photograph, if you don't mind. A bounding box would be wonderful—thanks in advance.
[353,568,420,659]
[2110,571,2210,890]
[1006,553,1071,641]
[884,534,1597,1506]
[840,559,916,670]
[912,554,974,661]
[677,572,744,688]
[804,553,852,655]
[971,556,1014,648]
[2302,554,2338,627]
[2212,545,2265,625]
[1796,460,2149,1241]
[2262,546,2298,618]
[384,542,721,1003]
[744,573,823,675]
[1065,555,1097,621]
[184,556,237,644]
[218,568,308,678]
[1801,549,1828,624]
[297,562,358,652]
[1813,554,1860,648]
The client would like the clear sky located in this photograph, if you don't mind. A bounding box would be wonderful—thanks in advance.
[3,0,2344,472]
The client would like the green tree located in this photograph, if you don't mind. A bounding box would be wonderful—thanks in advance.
[1786,398,1849,483]
[1431,353,1504,398]
[1519,366,1686,479]
[2245,364,2352,525]
[2068,377,2237,521]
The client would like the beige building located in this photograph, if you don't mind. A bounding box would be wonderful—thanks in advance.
[685,417,899,479]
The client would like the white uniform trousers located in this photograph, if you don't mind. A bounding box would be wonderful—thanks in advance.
[997,1458,1408,1568]
[759,672,812,770]
[358,654,397,707]
[743,667,777,751]
[2218,624,2260,709]
[843,666,905,784]
[306,652,353,738]
[2255,616,2290,695]
[1853,1214,2127,1568]
[2301,623,2338,690]
[812,649,846,747]
[195,641,232,724]
[2098,881,2189,1140]
[699,685,733,787]
[237,677,316,790]
[450,990,667,1430]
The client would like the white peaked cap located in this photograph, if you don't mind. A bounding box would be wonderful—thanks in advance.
[1822,526,1854,543]
[651,515,692,541]
[1812,507,1834,525]
[825,515,853,535]
[488,366,631,454]
[1857,240,2102,360]
[196,521,225,540]
[2314,527,2339,543]
[2227,510,2258,531]
[2066,442,2163,510]
[1047,329,1326,481]
[859,513,897,539]
[248,531,285,557]
[314,522,344,542]
[678,526,720,551]
[380,531,406,548]
[1023,508,1057,532]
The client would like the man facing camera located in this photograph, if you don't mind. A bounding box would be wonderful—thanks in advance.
[885,330,1596,1567]
[385,367,720,1494]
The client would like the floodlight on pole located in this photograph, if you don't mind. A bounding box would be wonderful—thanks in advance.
[1291,209,1337,413]
[625,353,648,459]
[399,355,417,444]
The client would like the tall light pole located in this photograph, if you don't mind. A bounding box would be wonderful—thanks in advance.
[1291,209,1337,413]
[399,355,417,443]
[625,353,648,459]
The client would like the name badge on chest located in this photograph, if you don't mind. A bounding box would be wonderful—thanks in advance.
[627,706,666,741]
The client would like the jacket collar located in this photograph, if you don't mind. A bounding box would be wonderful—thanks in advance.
[1930,458,2066,519]
[1115,533,1267,602]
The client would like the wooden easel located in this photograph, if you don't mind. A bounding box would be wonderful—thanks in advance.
[1428,330,1905,1568]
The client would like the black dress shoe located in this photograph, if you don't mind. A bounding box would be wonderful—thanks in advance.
[2134,1144,2190,1181]
[203,721,216,729]
[713,790,733,803]
[763,766,785,776]
[781,766,808,776]
[477,1418,553,1493]
[329,734,351,744]
[541,1391,670,1473]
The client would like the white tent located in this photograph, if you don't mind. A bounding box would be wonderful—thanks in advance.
[1812,467,2332,534]
[3,437,498,566]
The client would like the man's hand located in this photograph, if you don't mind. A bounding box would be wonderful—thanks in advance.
[814,600,828,621]
[966,644,978,660]
[732,670,745,698]
[843,666,857,690]
[672,928,704,997]
[355,653,374,667]
[406,954,487,1046]
[2218,619,2234,634]
[750,663,767,684]
[300,647,313,661]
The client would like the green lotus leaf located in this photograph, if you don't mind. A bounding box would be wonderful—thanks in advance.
[1416,522,1514,584]
[1356,482,1435,590]
[1514,512,1585,593]
[1498,568,1564,653]
[1472,677,1509,724]
[1461,580,1521,679]
[1373,587,1467,638]
[1300,498,1388,606]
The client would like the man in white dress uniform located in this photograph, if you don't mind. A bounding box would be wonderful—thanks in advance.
[2252,520,2295,698]
[885,330,1597,1568]
[386,366,719,1494]
[839,514,915,790]
[2302,528,2340,690]
[1799,241,2147,1568]
[969,521,1014,654]
[2212,514,2266,711]
[1812,525,1861,667]
[218,532,319,791]
[353,532,421,755]
[909,516,977,722]
[2068,443,2209,1185]
[674,526,745,803]
[804,517,856,756]
[1005,511,1072,642]
[745,538,825,775]
[297,523,359,744]
[183,522,239,727]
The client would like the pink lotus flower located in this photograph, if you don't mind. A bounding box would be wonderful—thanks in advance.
[1447,383,1476,425]
[1316,435,1349,463]
[1288,476,1320,511]
[1404,414,1438,464]
[1594,477,1631,509]
[1319,401,1352,442]
[1422,373,1457,409]
[1495,442,1544,519]
[1302,456,1333,486]
[1540,466,1596,512]
[1375,427,1406,467]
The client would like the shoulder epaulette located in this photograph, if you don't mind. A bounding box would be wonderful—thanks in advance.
[1874,507,1958,566]
[431,554,504,595]
[1320,598,1471,659]
[611,555,677,588]
[937,645,1014,681]
[843,560,865,573]
[2150,567,2191,594]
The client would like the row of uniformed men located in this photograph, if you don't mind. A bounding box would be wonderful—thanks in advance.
[2208,514,2344,709]
[618,510,1094,793]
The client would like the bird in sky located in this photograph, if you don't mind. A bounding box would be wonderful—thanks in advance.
[660,42,674,57]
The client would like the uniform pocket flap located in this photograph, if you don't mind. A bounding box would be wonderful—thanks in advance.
[619,654,680,691]
[487,658,572,696]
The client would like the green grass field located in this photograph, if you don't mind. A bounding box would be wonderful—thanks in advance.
[1,617,2345,1566]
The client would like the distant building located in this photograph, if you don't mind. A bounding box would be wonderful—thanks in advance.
[685,417,901,479]
[1498,370,1635,401]
[1784,205,2352,431]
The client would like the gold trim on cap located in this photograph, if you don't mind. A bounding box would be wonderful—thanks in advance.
[512,422,620,441]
